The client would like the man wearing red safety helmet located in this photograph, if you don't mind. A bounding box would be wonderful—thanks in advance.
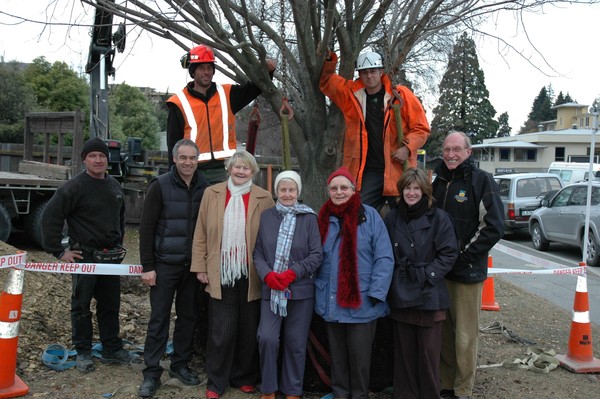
[167,44,276,184]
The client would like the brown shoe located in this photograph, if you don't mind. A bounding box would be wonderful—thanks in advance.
[285,396,301,399]
[261,394,275,399]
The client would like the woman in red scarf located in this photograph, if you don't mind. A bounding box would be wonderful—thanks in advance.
[315,166,394,399]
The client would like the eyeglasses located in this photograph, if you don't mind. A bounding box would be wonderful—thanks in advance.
[329,185,352,193]
[442,147,466,154]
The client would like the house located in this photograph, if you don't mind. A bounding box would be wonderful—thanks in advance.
[471,102,599,175]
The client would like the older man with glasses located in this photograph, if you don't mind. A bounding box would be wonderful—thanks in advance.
[431,131,504,399]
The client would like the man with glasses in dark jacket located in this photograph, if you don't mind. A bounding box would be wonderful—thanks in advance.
[432,131,504,399]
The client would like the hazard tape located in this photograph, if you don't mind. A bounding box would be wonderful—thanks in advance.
[491,243,586,276]
[0,253,27,269]
[0,252,143,276]
[488,266,586,276]
[1,242,585,278]
[19,262,143,276]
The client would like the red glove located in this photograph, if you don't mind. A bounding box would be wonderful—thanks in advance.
[265,272,286,290]
[278,269,297,288]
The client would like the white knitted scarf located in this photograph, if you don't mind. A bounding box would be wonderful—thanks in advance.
[221,178,252,286]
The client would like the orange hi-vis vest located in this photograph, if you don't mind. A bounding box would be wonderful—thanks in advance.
[168,84,236,162]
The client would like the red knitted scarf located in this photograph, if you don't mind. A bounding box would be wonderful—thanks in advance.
[317,193,362,308]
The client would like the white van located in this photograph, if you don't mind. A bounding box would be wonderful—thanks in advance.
[547,162,600,185]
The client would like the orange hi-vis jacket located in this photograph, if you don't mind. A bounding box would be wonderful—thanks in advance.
[320,52,430,196]
[167,84,236,162]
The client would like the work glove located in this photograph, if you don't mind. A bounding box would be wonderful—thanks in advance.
[265,272,286,291]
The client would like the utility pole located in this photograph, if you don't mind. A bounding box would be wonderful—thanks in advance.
[581,98,599,265]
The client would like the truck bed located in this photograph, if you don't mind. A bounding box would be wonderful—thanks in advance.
[0,171,65,189]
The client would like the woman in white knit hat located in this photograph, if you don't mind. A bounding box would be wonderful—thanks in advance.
[253,170,323,399]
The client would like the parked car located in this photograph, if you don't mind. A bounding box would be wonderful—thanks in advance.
[548,162,600,186]
[494,173,563,234]
[528,182,600,266]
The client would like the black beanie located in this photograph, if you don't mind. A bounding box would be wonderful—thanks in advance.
[81,137,110,160]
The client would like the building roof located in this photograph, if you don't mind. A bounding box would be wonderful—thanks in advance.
[551,102,588,110]
[479,128,598,145]
[472,140,547,149]
[537,128,598,135]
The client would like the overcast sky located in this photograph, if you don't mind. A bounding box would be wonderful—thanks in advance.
[1,1,599,133]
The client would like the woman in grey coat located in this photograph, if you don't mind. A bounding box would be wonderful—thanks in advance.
[253,171,323,399]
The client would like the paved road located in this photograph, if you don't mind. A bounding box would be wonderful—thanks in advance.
[490,235,600,327]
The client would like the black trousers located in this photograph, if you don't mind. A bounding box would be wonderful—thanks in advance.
[206,277,260,395]
[71,271,122,354]
[359,171,396,211]
[143,263,199,378]
[326,320,377,399]
[392,319,442,399]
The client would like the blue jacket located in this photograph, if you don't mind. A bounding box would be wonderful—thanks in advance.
[253,207,323,300]
[314,204,394,323]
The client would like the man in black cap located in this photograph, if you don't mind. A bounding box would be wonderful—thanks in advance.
[42,136,132,373]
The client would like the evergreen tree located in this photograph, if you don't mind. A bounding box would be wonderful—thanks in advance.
[427,32,498,156]
[497,112,511,137]
[554,91,566,106]
[554,91,576,106]
[109,83,160,150]
[521,85,555,133]
[564,93,575,103]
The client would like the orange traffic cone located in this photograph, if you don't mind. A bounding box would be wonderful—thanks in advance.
[556,268,600,373]
[481,255,500,311]
[0,266,29,399]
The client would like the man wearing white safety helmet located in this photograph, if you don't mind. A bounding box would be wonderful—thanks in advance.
[319,48,430,211]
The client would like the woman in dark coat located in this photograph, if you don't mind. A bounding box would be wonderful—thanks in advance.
[383,168,459,399]
[253,171,323,399]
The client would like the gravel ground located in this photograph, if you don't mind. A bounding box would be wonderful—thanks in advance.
[1,226,599,398]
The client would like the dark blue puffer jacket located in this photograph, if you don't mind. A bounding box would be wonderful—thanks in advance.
[153,168,207,266]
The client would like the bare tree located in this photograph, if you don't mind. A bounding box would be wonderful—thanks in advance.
[61,0,599,206]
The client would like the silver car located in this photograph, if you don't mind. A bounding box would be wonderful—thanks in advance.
[529,182,600,266]
[495,173,563,233]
